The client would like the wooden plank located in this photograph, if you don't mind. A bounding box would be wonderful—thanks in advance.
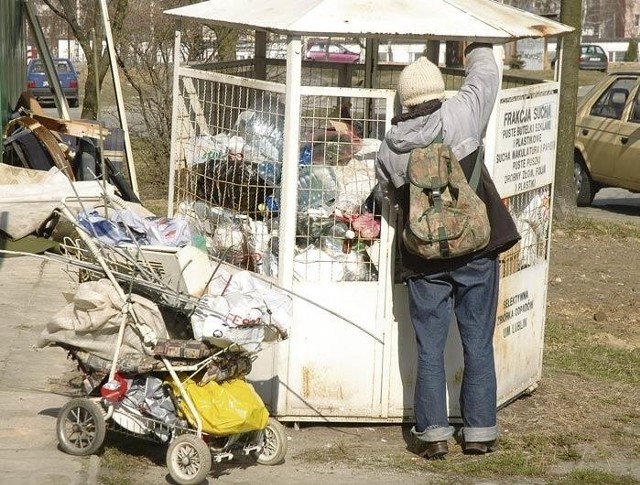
[31,114,110,140]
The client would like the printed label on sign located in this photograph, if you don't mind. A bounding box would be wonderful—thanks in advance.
[495,264,545,341]
[491,84,559,197]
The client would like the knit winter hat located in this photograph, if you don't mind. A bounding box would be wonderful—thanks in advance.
[397,57,445,108]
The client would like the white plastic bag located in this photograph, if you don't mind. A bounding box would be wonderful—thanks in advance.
[207,269,292,338]
[191,293,265,352]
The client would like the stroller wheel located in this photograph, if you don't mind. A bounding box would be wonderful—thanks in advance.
[56,398,106,456]
[252,418,288,466]
[166,434,212,485]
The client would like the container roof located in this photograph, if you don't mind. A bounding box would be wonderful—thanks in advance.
[164,0,573,42]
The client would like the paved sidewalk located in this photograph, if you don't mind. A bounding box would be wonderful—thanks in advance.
[0,255,94,485]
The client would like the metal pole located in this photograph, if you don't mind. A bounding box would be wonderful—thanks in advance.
[167,24,182,217]
[278,36,302,290]
[97,0,139,197]
[23,0,71,120]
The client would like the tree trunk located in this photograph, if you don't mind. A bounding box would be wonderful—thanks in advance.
[554,0,582,221]
[42,0,129,121]
[214,26,239,62]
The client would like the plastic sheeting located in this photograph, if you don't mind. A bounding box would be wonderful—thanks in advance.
[0,165,113,239]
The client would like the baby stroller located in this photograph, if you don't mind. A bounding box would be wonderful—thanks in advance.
[54,342,288,485]
[42,198,290,485]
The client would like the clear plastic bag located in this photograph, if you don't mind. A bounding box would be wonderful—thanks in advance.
[297,165,339,212]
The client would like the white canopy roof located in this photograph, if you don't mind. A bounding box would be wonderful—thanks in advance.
[164,0,572,42]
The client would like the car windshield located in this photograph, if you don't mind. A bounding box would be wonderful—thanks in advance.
[30,61,44,73]
[29,60,73,74]
[308,44,324,52]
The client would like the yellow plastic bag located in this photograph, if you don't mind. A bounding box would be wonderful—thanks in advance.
[168,376,269,436]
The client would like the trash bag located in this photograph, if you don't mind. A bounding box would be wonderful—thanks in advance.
[168,376,269,436]
[190,293,265,353]
[198,157,272,219]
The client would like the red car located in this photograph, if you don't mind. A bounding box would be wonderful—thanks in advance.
[305,41,360,63]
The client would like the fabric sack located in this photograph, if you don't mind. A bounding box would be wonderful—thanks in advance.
[403,139,490,259]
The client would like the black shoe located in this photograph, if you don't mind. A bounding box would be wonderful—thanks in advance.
[463,438,499,455]
[418,440,449,459]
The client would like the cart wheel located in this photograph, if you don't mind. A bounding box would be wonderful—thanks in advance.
[166,434,212,485]
[252,418,288,465]
[56,398,106,456]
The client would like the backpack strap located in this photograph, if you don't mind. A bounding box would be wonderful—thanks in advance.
[469,145,483,191]
[435,128,481,191]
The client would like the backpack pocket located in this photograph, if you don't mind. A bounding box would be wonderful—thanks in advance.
[407,143,451,190]
[404,179,490,259]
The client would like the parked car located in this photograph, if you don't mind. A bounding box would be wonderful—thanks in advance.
[305,41,360,63]
[26,58,79,107]
[574,71,640,205]
[551,44,608,72]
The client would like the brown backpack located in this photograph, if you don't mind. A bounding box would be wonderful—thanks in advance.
[402,134,490,260]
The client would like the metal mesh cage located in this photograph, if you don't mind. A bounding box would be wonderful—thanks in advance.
[500,185,551,278]
[171,50,543,284]
[170,67,394,283]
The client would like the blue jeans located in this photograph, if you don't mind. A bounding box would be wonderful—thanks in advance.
[407,256,500,443]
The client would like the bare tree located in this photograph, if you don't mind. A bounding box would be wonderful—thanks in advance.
[113,0,209,190]
[212,26,239,61]
[40,0,129,121]
[113,1,243,195]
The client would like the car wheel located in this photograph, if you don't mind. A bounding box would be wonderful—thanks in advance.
[69,99,79,108]
[574,158,597,206]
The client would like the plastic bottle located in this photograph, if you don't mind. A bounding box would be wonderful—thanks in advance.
[299,144,312,165]
[258,194,280,219]
[256,161,282,186]
[318,220,356,254]
[297,165,339,212]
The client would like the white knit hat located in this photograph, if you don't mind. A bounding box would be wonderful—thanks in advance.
[397,57,445,108]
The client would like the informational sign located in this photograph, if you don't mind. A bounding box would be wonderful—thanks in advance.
[516,38,544,71]
[491,83,559,198]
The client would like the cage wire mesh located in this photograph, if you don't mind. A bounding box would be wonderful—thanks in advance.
[500,185,551,278]
[171,68,389,283]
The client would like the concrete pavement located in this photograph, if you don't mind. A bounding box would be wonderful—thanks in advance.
[578,187,640,225]
[0,255,94,485]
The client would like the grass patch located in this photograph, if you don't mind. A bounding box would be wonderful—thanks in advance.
[610,427,640,456]
[553,216,640,239]
[98,447,141,485]
[297,431,582,481]
[427,450,546,478]
[545,319,639,385]
[294,440,353,463]
[548,468,640,485]
[97,441,161,485]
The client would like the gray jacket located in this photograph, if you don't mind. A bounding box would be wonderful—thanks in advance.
[376,45,520,277]
[376,45,499,190]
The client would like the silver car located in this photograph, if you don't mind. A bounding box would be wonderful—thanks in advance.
[551,44,608,72]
